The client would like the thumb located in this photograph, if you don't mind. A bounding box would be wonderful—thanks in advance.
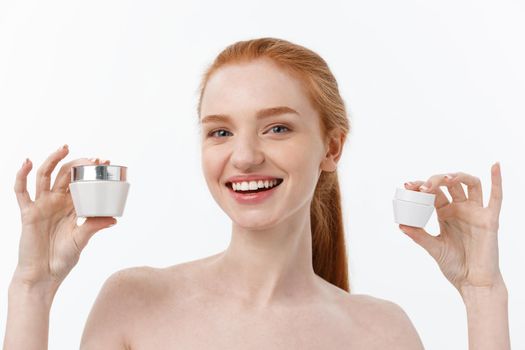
[76,217,117,251]
[399,224,441,260]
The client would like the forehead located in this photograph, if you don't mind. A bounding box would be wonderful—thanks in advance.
[200,59,314,118]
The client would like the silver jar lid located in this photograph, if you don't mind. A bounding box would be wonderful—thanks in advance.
[71,164,127,182]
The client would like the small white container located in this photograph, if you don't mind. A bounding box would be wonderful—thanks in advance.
[69,164,130,218]
[392,188,435,228]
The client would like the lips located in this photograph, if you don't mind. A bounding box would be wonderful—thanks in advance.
[226,178,283,204]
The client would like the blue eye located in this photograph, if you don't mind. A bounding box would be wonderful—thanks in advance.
[269,125,290,134]
[208,129,232,138]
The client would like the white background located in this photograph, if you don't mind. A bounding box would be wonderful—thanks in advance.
[1,0,524,348]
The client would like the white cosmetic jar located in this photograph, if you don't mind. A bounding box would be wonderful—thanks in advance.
[392,188,436,228]
[69,164,130,218]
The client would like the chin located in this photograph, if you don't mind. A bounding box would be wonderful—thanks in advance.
[231,213,283,230]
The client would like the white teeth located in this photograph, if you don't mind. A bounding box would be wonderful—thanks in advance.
[231,179,280,192]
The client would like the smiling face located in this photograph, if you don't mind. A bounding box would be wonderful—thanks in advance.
[199,58,331,229]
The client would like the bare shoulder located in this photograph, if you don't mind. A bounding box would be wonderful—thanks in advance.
[94,265,170,303]
[81,255,220,349]
[80,266,169,349]
[96,254,214,295]
[340,293,425,349]
[88,262,197,306]
[88,254,220,307]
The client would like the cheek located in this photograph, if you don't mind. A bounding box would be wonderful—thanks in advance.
[201,148,225,187]
[270,139,323,180]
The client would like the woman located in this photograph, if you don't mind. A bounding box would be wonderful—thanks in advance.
[4,38,510,349]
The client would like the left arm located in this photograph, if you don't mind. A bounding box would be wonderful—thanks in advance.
[461,276,510,350]
[400,162,510,350]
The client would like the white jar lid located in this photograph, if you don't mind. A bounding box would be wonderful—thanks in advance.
[71,164,127,182]
[394,188,435,206]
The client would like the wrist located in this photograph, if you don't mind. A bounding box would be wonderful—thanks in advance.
[459,276,508,306]
[9,275,60,306]
[460,276,511,350]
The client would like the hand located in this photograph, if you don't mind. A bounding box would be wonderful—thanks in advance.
[399,162,504,297]
[12,145,117,291]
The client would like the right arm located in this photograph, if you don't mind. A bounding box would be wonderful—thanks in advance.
[2,146,117,350]
[5,270,134,350]
[4,276,58,350]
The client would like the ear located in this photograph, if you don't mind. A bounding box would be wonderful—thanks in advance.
[320,129,345,172]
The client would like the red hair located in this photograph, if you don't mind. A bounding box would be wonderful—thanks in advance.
[197,37,351,292]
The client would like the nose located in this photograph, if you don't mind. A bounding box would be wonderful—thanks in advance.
[231,133,264,170]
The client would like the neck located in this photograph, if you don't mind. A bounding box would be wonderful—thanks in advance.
[210,204,321,308]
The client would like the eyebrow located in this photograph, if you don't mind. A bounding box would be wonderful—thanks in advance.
[200,106,300,124]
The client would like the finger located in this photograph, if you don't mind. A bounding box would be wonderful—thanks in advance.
[488,162,503,214]
[14,158,33,209]
[399,224,442,261]
[443,176,467,203]
[52,158,110,193]
[74,217,117,252]
[36,145,69,200]
[419,174,467,203]
[405,180,450,209]
[447,172,483,206]
[52,158,98,193]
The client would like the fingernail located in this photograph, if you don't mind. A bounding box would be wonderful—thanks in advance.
[419,185,429,192]
[22,158,28,167]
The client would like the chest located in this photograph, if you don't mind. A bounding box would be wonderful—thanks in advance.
[127,299,383,349]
